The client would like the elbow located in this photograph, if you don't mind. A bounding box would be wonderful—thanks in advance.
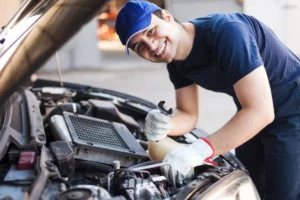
[193,115,199,127]
[192,111,199,124]
[266,109,275,125]
[262,106,275,126]
[247,105,274,128]
[179,109,198,126]
[188,112,198,127]
[188,112,199,129]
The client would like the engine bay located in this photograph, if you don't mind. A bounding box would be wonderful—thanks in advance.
[0,80,249,200]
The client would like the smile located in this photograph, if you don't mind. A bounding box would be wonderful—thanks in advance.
[155,41,166,56]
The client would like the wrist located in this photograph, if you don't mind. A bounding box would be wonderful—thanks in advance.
[200,137,215,158]
[199,138,218,166]
[189,137,215,160]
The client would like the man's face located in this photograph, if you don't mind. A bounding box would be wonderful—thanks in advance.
[128,12,180,63]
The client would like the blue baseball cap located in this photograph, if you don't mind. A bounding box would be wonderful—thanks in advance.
[115,1,161,54]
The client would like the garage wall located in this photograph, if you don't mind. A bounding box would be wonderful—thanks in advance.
[165,0,300,57]
[244,0,300,56]
[165,0,242,21]
[41,18,101,72]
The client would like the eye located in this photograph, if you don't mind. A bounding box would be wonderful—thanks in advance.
[136,43,144,52]
[147,28,155,36]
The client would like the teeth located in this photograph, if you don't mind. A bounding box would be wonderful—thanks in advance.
[156,42,166,56]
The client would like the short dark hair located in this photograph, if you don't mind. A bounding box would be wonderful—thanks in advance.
[153,9,181,24]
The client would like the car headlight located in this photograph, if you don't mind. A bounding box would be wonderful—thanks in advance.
[195,170,261,200]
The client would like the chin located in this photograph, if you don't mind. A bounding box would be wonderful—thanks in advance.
[153,58,172,64]
[166,53,175,63]
[165,57,173,63]
[148,59,170,64]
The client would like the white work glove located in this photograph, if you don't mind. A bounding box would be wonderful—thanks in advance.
[145,109,172,142]
[162,138,216,184]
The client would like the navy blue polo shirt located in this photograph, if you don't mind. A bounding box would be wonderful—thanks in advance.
[167,13,300,112]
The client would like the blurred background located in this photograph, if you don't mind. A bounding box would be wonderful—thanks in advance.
[0,0,299,133]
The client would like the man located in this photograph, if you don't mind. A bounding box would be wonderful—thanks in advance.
[115,1,300,199]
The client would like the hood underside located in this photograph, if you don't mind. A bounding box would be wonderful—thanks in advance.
[0,0,110,106]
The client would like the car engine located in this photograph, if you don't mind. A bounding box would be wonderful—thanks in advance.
[0,80,256,200]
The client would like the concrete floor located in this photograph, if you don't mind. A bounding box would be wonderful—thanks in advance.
[38,63,237,134]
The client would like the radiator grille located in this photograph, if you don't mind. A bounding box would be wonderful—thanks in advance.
[68,115,129,150]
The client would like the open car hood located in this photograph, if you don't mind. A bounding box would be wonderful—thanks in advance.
[0,0,110,106]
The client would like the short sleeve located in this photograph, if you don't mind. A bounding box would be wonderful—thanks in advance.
[213,22,264,84]
[167,63,193,89]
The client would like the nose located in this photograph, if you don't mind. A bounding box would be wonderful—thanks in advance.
[145,38,157,52]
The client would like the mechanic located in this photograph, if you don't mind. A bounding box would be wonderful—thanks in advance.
[115,1,300,199]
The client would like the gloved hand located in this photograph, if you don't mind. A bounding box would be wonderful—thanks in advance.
[162,138,215,184]
[145,109,172,142]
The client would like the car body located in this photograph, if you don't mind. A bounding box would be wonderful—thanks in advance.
[0,0,260,199]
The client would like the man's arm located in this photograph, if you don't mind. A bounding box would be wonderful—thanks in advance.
[168,83,199,136]
[207,65,274,156]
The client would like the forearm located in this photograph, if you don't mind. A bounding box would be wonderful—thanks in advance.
[207,108,274,156]
[168,109,198,136]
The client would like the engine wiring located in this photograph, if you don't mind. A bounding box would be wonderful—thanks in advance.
[111,169,138,198]
[129,161,177,190]
[106,167,172,200]
[159,183,169,198]
[103,161,178,200]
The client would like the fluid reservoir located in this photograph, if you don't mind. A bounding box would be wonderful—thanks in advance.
[148,137,188,161]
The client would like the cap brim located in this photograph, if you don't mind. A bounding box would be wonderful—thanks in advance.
[125,25,150,55]
[125,18,152,55]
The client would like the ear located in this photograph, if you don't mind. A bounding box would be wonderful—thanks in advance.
[161,9,174,22]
